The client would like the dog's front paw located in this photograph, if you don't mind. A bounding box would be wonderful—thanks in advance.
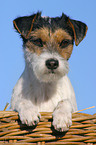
[19,108,41,126]
[52,111,72,132]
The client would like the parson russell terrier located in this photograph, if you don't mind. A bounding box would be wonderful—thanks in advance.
[11,12,88,132]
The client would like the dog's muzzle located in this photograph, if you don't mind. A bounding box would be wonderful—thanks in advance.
[45,58,59,70]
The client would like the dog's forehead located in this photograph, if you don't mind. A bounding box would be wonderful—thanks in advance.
[32,14,73,37]
[41,16,65,29]
[30,27,72,42]
[30,15,73,40]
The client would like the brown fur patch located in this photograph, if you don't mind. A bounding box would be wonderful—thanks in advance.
[53,29,72,43]
[26,27,73,59]
[26,41,43,55]
[57,44,73,59]
[30,27,50,42]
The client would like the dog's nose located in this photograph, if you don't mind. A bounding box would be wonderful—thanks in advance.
[46,58,59,70]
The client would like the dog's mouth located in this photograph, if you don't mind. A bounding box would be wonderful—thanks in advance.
[34,66,67,83]
[43,69,59,76]
[51,70,55,74]
[48,69,55,74]
[45,68,58,75]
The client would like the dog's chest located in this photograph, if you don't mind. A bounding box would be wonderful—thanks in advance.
[28,77,69,112]
[37,90,63,112]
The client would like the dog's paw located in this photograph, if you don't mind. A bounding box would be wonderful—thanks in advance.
[52,111,72,132]
[19,108,41,126]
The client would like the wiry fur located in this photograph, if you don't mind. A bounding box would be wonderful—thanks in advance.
[24,48,69,82]
[11,12,87,132]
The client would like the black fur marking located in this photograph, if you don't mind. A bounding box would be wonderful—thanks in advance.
[13,12,74,37]
[68,19,88,45]
[13,12,88,46]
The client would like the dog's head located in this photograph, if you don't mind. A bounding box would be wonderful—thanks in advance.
[13,12,88,82]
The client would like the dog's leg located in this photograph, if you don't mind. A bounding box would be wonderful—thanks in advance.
[11,97,41,126]
[52,99,73,132]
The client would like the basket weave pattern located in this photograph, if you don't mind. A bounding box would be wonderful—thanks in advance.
[0,111,96,145]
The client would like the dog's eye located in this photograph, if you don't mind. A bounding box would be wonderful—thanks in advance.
[60,40,70,48]
[33,38,43,47]
[29,38,43,47]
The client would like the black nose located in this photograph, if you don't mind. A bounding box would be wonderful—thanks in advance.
[46,58,59,70]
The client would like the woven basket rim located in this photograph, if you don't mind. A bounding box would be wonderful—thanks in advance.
[0,111,96,144]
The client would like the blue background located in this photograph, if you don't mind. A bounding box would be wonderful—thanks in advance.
[0,0,96,114]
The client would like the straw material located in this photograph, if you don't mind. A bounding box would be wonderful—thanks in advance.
[0,111,96,145]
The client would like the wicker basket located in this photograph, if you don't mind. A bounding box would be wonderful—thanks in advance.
[0,111,96,145]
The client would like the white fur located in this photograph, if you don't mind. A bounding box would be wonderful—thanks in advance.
[11,47,77,131]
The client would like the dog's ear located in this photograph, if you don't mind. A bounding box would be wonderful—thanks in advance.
[68,18,88,46]
[13,12,41,38]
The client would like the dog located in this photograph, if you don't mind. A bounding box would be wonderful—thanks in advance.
[11,12,88,132]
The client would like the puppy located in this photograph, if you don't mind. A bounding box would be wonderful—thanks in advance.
[11,12,87,132]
